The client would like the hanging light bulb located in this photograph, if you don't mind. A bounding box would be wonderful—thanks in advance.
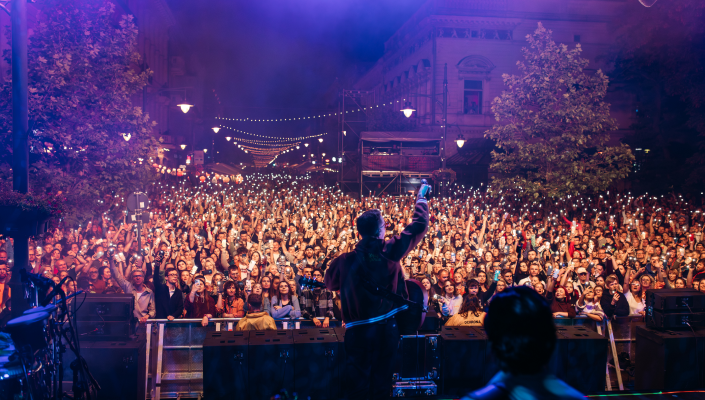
[304,143,309,147]
[203,149,208,153]
[212,127,221,133]
[332,157,337,162]
[638,0,658,6]
[455,134,466,149]
[318,138,323,143]
[322,153,326,157]
[225,137,231,141]
[177,103,193,113]
[122,133,131,141]
[180,144,187,150]
[401,101,415,118]
[296,146,300,149]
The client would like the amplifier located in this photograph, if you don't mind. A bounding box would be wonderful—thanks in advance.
[646,309,705,329]
[645,289,705,312]
[76,319,134,341]
[248,330,294,400]
[203,330,249,400]
[75,294,134,321]
[635,325,705,390]
[292,328,340,400]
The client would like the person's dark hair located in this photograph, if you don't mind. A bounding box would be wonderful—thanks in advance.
[356,209,383,237]
[223,280,244,299]
[458,295,482,318]
[484,286,556,375]
[247,293,263,311]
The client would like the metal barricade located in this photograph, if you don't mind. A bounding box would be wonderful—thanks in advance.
[142,315,639,398]
[145,318,340,399]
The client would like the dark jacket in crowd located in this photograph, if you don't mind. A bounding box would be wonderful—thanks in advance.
[153,262,184,319]
[325,198,429,325]
[600,290,630,318]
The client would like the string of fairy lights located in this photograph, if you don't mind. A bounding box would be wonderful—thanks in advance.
[216,99,407,122]
[215,99,408,164]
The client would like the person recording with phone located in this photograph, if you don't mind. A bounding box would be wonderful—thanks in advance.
[324,181,430,400]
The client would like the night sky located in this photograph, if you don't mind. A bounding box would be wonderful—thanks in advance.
[168,0,426,119]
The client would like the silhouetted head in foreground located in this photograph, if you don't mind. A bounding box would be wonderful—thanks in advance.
[484,286,556,374]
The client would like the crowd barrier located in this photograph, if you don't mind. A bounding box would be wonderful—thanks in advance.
[140,316,642,399]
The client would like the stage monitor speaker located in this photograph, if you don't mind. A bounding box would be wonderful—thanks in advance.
[551,326,608,393]
[646,289,705,313]
[203,330,250,400]
[439,326,489,396]
[249,330,294,400]
[646,309,705,330]
[74,294,134,321]
[74,337,146,400]
[76,320,134,341]
[635,325,705,391]
[292,328,340,400]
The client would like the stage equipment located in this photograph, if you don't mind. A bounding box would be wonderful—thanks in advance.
[439,326,489,395]
[392,380,437,397]
[203,330,250,400]
[645,289,705,329]
[74,338,146,399]
[74,294,135,340]
[635,325,705,391]
[292,328,341,400]
[551,326,608,393]
[248,330,294,400]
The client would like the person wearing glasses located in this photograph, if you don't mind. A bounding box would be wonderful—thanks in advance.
[154,259,185,321]
[299,268,334,327]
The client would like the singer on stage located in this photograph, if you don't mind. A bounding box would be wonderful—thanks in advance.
[325,182,430,399]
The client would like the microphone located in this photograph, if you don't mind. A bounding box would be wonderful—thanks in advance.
[20,269,55,290]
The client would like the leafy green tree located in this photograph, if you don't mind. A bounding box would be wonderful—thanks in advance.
[0,0,158,224]
[485,23,633,202]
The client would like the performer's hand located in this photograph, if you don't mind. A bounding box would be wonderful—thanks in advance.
[322,317,330,328]
[418,179,431,201]
[313,318,322,327]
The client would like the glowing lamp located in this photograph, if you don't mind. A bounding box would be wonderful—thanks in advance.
[322,153,326,157]
[122,133,131,141]
[296,146,300,149]
[180,144,187,150]
[638,0,658,6]
[332,157,337,162]
[318,138,323,143]
[455,134,466,148]
[225,137,231,141]
[212,127,221,133]
[203,149,208,153]
[304,143,309,147]
[177,103,193,113]
[401,101,415,118]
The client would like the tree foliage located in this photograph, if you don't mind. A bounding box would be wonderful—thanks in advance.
[485,23,634,201]
[0,0,158,224]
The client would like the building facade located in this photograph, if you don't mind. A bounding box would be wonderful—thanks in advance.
[354,0,635,185]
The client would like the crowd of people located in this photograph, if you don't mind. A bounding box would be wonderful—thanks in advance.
[1,172,704,330]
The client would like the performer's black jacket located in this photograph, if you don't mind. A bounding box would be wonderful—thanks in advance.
[325,199,429,324]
